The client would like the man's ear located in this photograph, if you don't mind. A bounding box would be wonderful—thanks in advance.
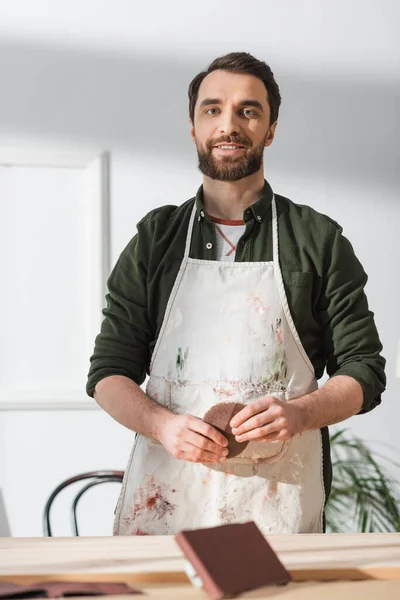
[265,121,278,148]
[189,120,196,144]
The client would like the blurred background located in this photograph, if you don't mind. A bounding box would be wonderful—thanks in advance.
[0,0,399,536]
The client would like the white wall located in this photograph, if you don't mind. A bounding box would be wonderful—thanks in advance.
[0,0,399,535]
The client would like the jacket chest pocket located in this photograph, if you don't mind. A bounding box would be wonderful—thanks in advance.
[282,270,314,331]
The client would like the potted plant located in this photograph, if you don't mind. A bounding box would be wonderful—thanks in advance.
[326,429,400,532]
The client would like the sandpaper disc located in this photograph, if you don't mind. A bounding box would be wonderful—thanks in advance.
[203,402,249,458]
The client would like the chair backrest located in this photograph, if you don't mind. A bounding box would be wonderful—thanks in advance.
[43,470,124,536]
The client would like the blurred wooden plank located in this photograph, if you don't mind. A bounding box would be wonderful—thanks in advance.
[1,577,400,599]
[1,564,400,584]
[0,534,399,594]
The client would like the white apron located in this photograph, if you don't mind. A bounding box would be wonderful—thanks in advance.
[114,197,325,535]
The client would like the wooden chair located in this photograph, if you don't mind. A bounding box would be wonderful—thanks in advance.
[43,470,124,536]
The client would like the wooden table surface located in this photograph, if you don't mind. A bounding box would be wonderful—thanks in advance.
[1,534,400,599]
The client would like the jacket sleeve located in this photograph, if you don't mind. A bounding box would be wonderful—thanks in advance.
[317,223,386,413]
[86,219,152,397]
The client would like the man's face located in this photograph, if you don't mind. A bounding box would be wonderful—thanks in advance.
[190,70,277,182]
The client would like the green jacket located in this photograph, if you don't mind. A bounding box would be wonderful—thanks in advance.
[86,180,386,500]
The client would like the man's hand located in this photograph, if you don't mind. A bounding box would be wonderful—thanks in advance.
[157,413,229,464]
[230,396,305,443]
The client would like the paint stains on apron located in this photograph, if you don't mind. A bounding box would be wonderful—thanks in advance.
[114,198,325,535]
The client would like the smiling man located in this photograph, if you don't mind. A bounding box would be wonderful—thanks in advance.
[87,52,386,535]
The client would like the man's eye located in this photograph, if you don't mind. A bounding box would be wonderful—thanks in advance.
[243,109,256,117]
[206,108,218,115]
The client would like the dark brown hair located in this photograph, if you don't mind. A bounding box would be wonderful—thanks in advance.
[188,52,281,126]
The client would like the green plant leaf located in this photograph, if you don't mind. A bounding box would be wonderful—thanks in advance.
[326,429,400,533]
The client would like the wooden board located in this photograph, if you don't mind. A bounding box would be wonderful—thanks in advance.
[1,565,400,584]
[1,577,400,599]
[1,534,400,598]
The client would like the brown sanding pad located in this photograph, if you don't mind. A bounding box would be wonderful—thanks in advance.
[175,521,291,599]
[203,402,248,458]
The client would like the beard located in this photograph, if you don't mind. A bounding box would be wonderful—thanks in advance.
[196,133,267,182]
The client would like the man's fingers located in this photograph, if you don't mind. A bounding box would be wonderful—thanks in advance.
[231,411,273,436]
[235,420,282,442]
[179,442,225,464]
[185,430,228,458]
[188,416,228,447]
[230,396,275,428]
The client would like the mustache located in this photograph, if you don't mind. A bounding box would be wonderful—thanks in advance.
[207,136,252,148]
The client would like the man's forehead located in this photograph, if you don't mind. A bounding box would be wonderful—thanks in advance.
[197,69,268,105]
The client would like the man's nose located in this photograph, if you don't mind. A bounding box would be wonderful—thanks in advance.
[218,110,241,136]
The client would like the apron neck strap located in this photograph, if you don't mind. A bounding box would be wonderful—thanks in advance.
[271,195,279,265]
[184,203,197,260]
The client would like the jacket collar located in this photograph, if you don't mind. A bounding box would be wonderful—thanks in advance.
[195,179,273,224]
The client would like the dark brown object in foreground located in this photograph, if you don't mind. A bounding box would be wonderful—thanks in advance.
[0,581,142,598]
[203,402,248,458]
[175,521,291,599]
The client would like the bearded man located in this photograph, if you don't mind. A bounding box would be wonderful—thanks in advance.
[87,52,385,535]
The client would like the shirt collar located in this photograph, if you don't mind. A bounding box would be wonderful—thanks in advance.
[195,179,273,224]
